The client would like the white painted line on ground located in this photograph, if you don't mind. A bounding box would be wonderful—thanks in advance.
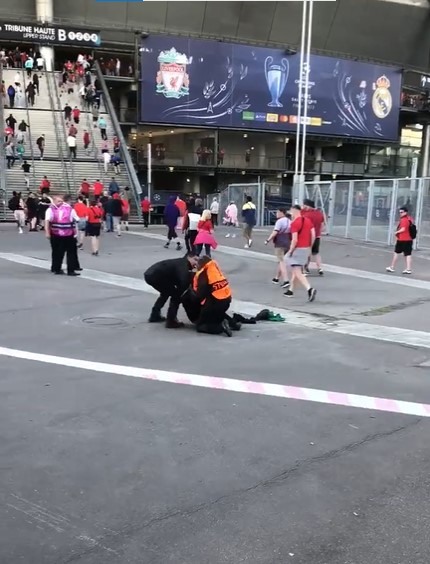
[127,230,430,291]
[1,251,430,350]
[0,345,429,418]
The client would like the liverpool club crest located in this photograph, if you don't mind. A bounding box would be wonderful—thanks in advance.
[156,48,189,99]
[372,75,392,119]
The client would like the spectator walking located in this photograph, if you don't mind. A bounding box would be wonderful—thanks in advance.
[141,196,151,228]
[209,197,219,226]
[163,196,182,250]
[224,201,238,237]
[16,142,25,163]
[7,84,15,107]
[26,192,39,231]
[83,129,90,154]
[39,176,51,195]
[194,210,217,257]
[36,134,45,159]
[386,206,415,275]
[24,56,33,78]
[22,160,31,188]
[67,134,77,159]
[68,123,77,137]
[103,150,111,173]
[85,200,103,255]
[18,118,30,140]
[74,195,89,248]
[121,196,130,231]
[265,207,291,288]
[80,179,90,199]
[36,54,44,73]
[72,106,81,125]
[91,104,99,128]
[108,177,120,196]
[26,81,35,106]
[6,113,17,133]
[111,194,123,237]
[111,154,121,174]
[284,205,317,302]
[241,195,256,248]
[32,72,39,95]
[6,142,15,168]
[103,195,114,232]
[64,103,72,122]
[93,179,104,199]
[98,116,107,140]
[9,191,25,234]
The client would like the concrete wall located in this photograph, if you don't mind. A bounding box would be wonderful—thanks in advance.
[0,0,429,69]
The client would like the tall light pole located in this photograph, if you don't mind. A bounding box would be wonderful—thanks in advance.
[293,0,314,204]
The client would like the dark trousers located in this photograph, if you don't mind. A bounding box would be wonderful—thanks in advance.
[144,275,181,321]
[185,230,197,253]
[195,243,211,257]
[196,297,230,334]
[142,212,149,228]
[9,95,15,108]
[167,226,177,241]
[50,235,77,274]
[6,156,15,169]
[70,146,76,158]
[211,213,218,226]
[100,128,107,140]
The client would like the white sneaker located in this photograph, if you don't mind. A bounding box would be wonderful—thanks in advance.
[18,227,23,234]
[248,239,252,248]
[244,244,249,249]
[402,269,412,275]
[225,233,230,238]
[232,234,236,238]
[386,266,395,273]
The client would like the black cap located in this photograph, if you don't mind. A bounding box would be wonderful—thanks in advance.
[303,198,315,208]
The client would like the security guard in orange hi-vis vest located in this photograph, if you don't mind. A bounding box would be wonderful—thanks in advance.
[192,256,233,337]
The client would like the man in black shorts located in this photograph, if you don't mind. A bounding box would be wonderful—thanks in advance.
[386,206,414,275]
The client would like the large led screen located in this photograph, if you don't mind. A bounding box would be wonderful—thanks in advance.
[140,35,402,141]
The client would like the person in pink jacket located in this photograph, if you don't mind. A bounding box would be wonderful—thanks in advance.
[224,201,238,238]
[194,209,218,257]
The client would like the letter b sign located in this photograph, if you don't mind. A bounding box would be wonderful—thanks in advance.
[58,28,67,42]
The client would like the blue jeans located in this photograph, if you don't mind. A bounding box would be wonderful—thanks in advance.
[106,214,113,231]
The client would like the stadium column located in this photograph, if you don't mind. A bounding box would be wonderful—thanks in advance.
[36,0,54,71]
[420,124,430,177]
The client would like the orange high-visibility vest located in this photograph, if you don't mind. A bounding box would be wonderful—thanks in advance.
[193,260,232,304]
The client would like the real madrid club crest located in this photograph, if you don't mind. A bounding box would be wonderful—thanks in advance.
[156,48,189,99]
[372,75,392,119]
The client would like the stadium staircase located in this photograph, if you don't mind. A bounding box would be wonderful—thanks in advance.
[0,63,141,221]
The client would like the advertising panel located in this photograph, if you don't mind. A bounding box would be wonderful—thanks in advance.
[0,22,101,47]
[140,35,402,141]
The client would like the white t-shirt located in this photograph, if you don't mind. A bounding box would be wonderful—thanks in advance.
[37,57,44,68]
[210,201,219,214]
[67,136,77,147]
[103,152,111,164]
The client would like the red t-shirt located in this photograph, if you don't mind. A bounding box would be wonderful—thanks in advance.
[83,132,90,144]
[197,219,213,232]
[291,216,313,248]
[141,200,151,213]
[74,202,88,218]
[175,199,186,217]
[40,179,50,190]
[302,209,324,238]
[80,181,90,194]
[397,216,413,241]
[72,108,80,118]
[87,206,103,224]
[93,182,103,196]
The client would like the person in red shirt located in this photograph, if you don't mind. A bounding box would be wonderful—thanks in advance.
[39,176,51,195]
[92,180,104,199]
[79,179,90,199]
[386,206,414,274]
[74,195,89,248]
[302,198,325,276]
[83,130,90,154]
[140,196,151,228]
[86,200,103,255]
[121,197,130,231]
[72,106,81,125]
[284,205,317,302]
[175,196,186,230]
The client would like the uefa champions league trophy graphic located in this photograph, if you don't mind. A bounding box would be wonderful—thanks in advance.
[264,56,289,107]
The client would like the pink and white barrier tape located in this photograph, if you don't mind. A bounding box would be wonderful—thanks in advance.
[0,346,429,418]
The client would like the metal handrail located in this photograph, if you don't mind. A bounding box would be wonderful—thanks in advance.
[50,71,76,191]
[20,68,36,190]
[94,61,142,219]
[0,64,7,219]
[45,70,70,191]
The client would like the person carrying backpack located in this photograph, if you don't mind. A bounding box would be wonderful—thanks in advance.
[386,206,416,275]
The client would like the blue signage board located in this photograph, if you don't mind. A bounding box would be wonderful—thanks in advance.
[140,35,402,141]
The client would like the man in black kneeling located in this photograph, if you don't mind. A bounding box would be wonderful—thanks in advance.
[144,252,198,328]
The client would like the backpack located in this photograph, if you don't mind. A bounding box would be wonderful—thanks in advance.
[8,197,17,211]
[409,220,417,240]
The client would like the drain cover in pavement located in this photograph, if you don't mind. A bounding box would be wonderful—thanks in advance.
[82,317,127,327]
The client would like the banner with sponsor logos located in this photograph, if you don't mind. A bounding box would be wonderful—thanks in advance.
[0,22,101,47]
[140,35,402,141]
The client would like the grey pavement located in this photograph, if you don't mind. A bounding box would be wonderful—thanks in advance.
[1,223,430,563]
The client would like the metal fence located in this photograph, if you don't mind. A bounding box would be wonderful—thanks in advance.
[304,178,430,249]
[211,183,265,227]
